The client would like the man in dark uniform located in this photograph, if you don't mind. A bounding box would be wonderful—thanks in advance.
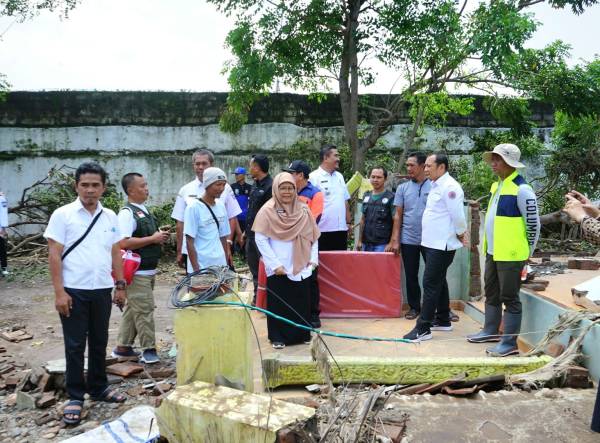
[231,166,252,257]
[244,154,273,302]
[356,166,399,253]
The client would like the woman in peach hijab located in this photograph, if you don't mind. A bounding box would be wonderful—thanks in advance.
[253,172,320,349]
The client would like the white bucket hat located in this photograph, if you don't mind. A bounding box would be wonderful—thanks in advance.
[482,143,525,169]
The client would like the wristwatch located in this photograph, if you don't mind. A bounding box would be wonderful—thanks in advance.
[115,280,127,290]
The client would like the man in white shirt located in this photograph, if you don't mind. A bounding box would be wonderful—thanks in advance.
[113,173,169,364]
[404,153,467,343]
[0,191,8,276]
[184,167,231,272]
[309,145,351,251]
[171,149,241,270]
[44,163,127,425]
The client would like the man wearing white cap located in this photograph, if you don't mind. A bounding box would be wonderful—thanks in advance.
[184,167,231,273]
[467,143,540,357]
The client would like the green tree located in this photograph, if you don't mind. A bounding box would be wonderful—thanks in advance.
[208,0,598,171]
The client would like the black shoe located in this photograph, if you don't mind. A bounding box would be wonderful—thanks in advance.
[403,325,432,343]
[405,308,420,320]
[431,320,453,331]
[310,318,321,328]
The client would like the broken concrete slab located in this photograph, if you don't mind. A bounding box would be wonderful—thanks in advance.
[16,391,37,410]
[45,359,87,374]
[262,355,552,388]
[156,381,317,443]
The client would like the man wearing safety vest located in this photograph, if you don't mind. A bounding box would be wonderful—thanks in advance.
[114,173,169,364]
[467,144,540,357]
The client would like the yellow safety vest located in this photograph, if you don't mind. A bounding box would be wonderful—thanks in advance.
[483,170,530,261]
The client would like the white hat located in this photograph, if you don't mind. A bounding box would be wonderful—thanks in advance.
[482,143,525,169]
[203,167,227,189]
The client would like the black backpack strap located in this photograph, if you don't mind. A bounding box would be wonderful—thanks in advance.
[198,198,220,230]
[61,210,103,261]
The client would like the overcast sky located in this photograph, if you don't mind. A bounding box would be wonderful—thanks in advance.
[0,0,598,93]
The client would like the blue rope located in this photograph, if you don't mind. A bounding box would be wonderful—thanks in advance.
[198,300,413,344]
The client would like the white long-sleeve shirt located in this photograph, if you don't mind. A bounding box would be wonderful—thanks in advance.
[421,172,467,251]
[255,232,318,281]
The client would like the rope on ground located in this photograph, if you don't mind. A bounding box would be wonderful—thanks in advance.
[510,310,600,389]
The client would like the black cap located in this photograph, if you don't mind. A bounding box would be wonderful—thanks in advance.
[283,160,310,178]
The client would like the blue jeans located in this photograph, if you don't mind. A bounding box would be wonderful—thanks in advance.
[362,243,386,252]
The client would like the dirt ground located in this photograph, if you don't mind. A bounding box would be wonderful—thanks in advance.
[0,260,599,442]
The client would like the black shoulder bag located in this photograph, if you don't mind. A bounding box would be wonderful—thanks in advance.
[61,210,103,261]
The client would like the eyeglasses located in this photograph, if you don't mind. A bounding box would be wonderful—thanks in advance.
[279,186,295,192]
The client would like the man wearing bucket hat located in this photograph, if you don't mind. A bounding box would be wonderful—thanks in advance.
[467,143,540,357]
[184,167,231,273]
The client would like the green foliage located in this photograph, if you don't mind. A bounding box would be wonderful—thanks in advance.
[150,200,176,230]
[408,92,475,135]
[483,96,534,137]
[27,166,123,216]
[471,130,544,160]
[1,0,79,20]
[546,111,600,200]
[452,155,496,205]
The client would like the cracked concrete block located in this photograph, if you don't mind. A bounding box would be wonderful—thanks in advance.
[174,291,253,392]
[156,381,317,442]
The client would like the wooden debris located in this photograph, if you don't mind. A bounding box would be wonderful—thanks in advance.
[153,382,172,395]
[106,362,144,377]
[0,329,33,343]
[395,383,431,395]
[442,385,483,396]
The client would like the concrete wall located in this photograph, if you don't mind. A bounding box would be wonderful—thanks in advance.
[0,91,554,209]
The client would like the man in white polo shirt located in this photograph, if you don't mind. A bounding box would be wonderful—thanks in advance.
[171,149,241,270]
[44,162,127,425]
[403,153,467,343]
[309,144,351,251]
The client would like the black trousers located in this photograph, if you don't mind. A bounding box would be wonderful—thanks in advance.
[309,267,320,321]
[61,287,112,401]
[319,231,347,251]
[417,247,455,327]
[484,254,524,314]
[245,235,261,300]
[0,236,7,269]
[401,243,426,311]
[266,275,311,345]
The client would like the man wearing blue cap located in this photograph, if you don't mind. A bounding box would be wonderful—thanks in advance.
[231,167,252,236]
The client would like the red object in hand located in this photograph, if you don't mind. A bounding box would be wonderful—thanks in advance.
[112,249,141,286]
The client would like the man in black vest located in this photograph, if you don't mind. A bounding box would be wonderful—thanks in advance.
[113,173,169,364]
[357,167,400,253]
